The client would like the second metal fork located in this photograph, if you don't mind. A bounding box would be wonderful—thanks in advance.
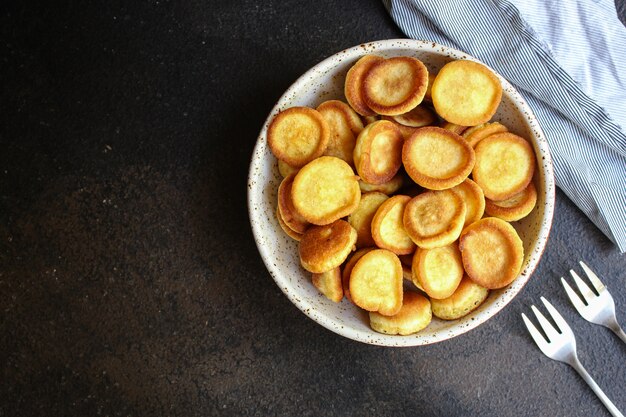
[561,261,626,344]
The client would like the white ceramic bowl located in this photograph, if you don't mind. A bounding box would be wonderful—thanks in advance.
[248,39,555,346]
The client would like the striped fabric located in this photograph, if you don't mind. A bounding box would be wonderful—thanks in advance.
[383,0,626,252]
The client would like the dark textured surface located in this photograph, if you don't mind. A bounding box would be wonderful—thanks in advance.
[1,1,625,416]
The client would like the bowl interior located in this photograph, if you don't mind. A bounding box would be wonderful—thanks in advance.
[248,39,555,346]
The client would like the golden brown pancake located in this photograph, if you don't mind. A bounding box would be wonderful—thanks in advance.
[459,217,524,289]
[369,291,432,335]
[312,267,343,302]
[344,55,384,117]
[430,276,489,320]
[472,132,535,201]
[402,126,475,190]
[317,99,364,165]
[450,178,486,228]
[403,189,466,249]
[348,191,389,248]
[349,249,404,316]
[371,195,416,255]
[267,106,329,167]
[277,159,299,178]
[291,156,361,225]
[341,247,374,302]
[485,181,537,221]
[462,122,508,148]
[440,121,469,136]
[432,60,502,126]
[277,173,310,234]
[299,220,357,273]
[412,242,464,299]
[422,72,436,102]
[276,207,303,241]
[382,105,437,140]
[359,173,404,195]
[353,120,404,185]
[362,56,429,116]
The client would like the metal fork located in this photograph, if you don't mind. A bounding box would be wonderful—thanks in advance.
[522,297,624,417]
[561,261,626,344]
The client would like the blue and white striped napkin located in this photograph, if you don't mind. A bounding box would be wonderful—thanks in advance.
[383,0,626,252]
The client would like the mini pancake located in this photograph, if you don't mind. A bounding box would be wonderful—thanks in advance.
[317,99,364,165]
[299,220,357,273]
[472,132,536,201]
[440,121,469,136]
[422,73,436,102]
[412,243,464,299]
[432,60,502,126]
[450,178,486,228]
[485,181,537,222]
[341,247,374,302]
[398,254,423,289]
[402,126,475,190]
[398,254,413,280]
[369,291,432,335]
[431,276,489,320]
[361,115,380,125]
[276,207,303,241]
[312,267,343,303]
[348,192,389,248]
[382,105,437,140]
[291,156,361,225]
[362,56,429,116]
[462,121,508,148]
[267,106,330,168]
[382,106,431,140]
[388,105,437,128]
[349,249,403,316]
[359,173,404,195]
[277,173,310,234]
[403,189,466,249]
[344,55,384,117]
[353,120,403,185]
[459,217,524,289]
[371,195,416,255]
[277,159,299,178]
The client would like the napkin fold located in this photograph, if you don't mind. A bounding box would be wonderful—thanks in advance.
[383,0,626,252]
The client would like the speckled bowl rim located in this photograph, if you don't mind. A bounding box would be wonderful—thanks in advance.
[248,39,555,346]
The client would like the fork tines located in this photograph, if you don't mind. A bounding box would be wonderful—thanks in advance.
[560,261,626,344]
[522,297,574,350]
[560,261,608,317]
[578,261,606,292]
[562,261,605,306]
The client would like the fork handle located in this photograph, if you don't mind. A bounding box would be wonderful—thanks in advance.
[571,358,624,417]
[610,325,626,345]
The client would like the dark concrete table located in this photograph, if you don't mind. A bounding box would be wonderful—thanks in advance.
[1,1,624,416]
